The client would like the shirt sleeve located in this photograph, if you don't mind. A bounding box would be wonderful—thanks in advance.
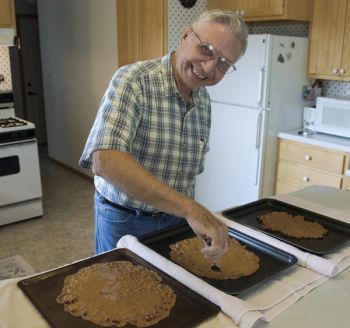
[79,66,142,169]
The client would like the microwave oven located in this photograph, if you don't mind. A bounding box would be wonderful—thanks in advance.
[303,97,350,138]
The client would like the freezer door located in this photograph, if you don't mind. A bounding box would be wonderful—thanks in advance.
[206,35,267,108]
[195,102,264,212]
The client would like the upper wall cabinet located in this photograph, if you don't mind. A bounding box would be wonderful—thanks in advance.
[308,0,350,81]
[117,0,168,67]
[207,0,313,21]
[0,0,15,28]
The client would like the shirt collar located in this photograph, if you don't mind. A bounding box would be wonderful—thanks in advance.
[161,53,178,97]
[161,52,208,107]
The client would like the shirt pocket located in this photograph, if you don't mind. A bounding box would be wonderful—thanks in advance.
[194,136,210,176]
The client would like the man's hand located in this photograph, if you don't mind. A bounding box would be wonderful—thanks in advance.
[185,206,229,260]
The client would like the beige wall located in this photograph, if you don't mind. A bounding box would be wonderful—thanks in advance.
[37,0,117,175]
[36,0,209,176]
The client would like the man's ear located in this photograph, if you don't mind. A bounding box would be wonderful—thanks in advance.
[180,26,192,42]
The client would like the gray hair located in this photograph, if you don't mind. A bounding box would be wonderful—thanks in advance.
[192,9,249,56]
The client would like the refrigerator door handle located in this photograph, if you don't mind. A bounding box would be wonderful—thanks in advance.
[257,66,265,108]
[255,112,263,185]
[255,112,262,149]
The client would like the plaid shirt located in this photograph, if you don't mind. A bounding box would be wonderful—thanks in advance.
[79,54,211,211]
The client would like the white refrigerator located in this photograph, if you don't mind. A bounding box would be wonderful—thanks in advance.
[195,34,308,212]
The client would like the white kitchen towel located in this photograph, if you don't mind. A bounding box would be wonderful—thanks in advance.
[117,235,328,328]
[0,278,50,328]
[214,194,350,277]
[241,266,327,322]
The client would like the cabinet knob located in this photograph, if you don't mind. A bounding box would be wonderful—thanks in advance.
[304,154,312,161]
[339,68,345,74]
[302,176,310,182]
[332,68,339,74]
[240,10,245,16]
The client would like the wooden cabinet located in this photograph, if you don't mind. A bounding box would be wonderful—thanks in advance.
[342,176,350,191]
[116,0,168,67]
[207,0,312,22]
[308,0,350,81]
[275,139,350,194]
[0,0,15,28]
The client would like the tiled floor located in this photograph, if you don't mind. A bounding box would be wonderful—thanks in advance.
[0,146,95,273]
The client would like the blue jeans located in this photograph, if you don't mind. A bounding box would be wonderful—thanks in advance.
[94,191,183,254]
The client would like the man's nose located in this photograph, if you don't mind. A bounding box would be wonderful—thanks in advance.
[201,57,217,76]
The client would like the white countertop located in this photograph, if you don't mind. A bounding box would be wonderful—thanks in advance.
[0,186,349,328]
[265,267,350,328]
[266,186,350,328]
[278,129,350,153]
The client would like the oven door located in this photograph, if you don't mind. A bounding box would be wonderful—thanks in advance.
[0,139,42,207]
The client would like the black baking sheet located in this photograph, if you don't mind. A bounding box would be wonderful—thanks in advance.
[18,248,220,328]
[140,222,297,296]
[221,198,350,255]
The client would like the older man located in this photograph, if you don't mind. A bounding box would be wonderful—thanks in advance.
[79,9,248,258]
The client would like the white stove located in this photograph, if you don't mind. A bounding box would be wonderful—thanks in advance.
[0,116,36,144]
[0,91,43,225]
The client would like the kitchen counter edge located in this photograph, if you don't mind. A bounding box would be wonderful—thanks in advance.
[277,129,350,153]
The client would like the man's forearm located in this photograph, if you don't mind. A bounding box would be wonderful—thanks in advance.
[92,149,229,259]
[92,149,196,217]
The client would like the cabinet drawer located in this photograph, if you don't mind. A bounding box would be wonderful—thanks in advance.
[275,181,301,195]
[277,161,342,188]
[279,141,345,174]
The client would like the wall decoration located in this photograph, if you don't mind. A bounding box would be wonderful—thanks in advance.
[179,0,197,9]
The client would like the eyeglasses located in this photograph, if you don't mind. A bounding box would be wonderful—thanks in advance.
[192,29,237,74]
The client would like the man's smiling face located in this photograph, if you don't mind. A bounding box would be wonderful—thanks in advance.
[173,22,243,93]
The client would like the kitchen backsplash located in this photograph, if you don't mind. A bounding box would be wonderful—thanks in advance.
[168,0,350,99]
[0,47,12,91]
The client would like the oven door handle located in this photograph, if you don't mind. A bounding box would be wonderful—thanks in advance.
[0,138,37,147]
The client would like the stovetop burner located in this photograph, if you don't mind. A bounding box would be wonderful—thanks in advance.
[0,117,28,128]
[0,115,35,143]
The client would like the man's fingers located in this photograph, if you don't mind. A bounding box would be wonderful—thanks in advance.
[201,244,227,260]
[186,208,229,260]
[200,232,229,260]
